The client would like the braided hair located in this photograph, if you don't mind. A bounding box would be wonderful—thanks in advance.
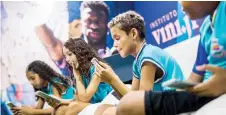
[64,38,104,78]
[26,60,73,94]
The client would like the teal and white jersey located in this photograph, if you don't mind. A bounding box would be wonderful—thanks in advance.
[133,43,184,91]
[41,77,75,100]
[193,1,226,81]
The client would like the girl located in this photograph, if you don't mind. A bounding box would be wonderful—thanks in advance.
[51,38,113,115]
[12,60,75,115]
[63,38,112,104]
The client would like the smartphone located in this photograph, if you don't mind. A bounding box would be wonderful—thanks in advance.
[91,57,101,67]
[6,102,16,108]
[162,79,199,89]
[36,91,61,102]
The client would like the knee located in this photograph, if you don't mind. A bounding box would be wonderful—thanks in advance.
[116,91,145,115]
[54,105,68,115]
[67,101,80,113]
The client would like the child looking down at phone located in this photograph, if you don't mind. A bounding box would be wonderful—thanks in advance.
[63,38,112,104]
[51,38,113,115]
[11,60,75,115]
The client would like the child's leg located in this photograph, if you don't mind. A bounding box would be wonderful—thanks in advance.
[54,105,68,115]
[116,91,145,115]
[54,101,90,115]
[65,101,90,115]
[116,91,216,115]
[94,104,115,115]
[101,106,117,115]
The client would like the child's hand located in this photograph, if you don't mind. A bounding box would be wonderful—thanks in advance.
[94,61,119,84]
[188,64,226,97]
[11,106,33,115]
[71,62,81,80]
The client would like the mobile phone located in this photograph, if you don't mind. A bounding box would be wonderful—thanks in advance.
[35,91,61,108]
[35,91,60,102]
[6,102,16,108]
[162,79,199,89]
[91,57,101,67]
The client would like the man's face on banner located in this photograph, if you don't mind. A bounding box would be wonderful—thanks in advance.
[81,8,108,44]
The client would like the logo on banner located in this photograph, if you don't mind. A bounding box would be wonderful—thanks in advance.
[150,10,199,45]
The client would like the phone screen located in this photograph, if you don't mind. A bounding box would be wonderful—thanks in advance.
[7,102,16,108]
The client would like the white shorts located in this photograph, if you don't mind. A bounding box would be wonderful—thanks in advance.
[194,94,226,115]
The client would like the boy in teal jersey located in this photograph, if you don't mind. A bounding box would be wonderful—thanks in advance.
[107,2,225,115]
[97,10,184,92]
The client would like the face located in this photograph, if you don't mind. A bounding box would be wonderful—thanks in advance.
[180,1,209,20]
[81,8,108,44]
[26,71,46,89]
[110,26,136,58]
[63,47,79,68]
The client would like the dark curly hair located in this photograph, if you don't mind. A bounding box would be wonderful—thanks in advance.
[26,60,73,95]
[64,38,104,78]
[108,10,146,40]
[80,1,109,18]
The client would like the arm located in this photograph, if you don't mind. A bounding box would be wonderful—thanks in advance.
[75,71,101,103]
[30,86,61,115]
[187,40,208,83]
[109,76,131,98]
[35,98,45,109]
[131,76,140,91]
[34,24,63,61]
[95,61,131,98]
[139,62,156,90]
[187,72,203,83]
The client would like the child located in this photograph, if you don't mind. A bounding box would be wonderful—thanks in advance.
[96,10,184,92]
[11,60,75,115]
[112,1,225,114]
[52,38,112,115]
[63,38,112,104]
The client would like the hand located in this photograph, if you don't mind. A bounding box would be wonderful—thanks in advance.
[71,62,81,80]
[188,64,226,97]
[94,61,119,84]
[11,106,34,115]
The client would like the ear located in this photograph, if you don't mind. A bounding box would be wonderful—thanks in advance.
[130,28,139,40]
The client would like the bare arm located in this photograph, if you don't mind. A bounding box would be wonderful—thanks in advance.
[139,62,156,90]
[35,98,45,109]
[75,71,101,103]
[187,72,203,83]
[109,77,131,98]
[31,86,61,115]
[131,76,140,91]
[94,61,131,98]
[34,24,63,61]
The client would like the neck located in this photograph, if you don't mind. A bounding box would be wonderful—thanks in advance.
[131,39,146,57]
[209,2,220,19]
[43,81,49,87]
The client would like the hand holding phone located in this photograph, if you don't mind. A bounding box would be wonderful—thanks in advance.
[35,91,61,108]
[6,102,16,108]
[91,58,100,67]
